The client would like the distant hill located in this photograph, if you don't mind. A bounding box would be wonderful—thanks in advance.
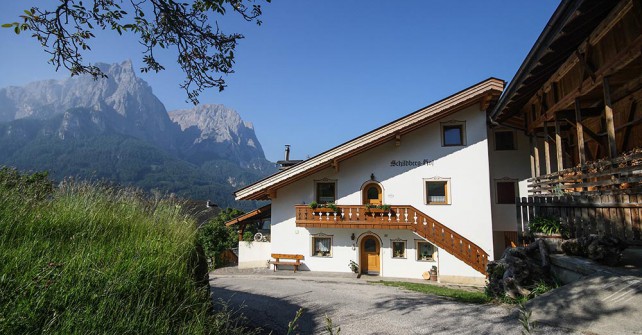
[0,61,275,209]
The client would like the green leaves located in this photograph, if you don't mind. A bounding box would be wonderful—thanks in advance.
[2,22,29,35]
[8,1,270,104]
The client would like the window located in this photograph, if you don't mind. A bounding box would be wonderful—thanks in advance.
[441,121,466,146]
[424,179,450,205]
[495,130,517,150]
[316,181,336,204]
[364,238,376,252]
[312,235,332,257]
[391,240,406,258]
[362,182,382,205]
[496,180,517,204]
[417,241,435,261]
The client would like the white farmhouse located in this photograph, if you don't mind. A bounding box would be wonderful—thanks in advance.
[228,78,531,285]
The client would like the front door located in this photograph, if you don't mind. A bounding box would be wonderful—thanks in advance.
[360,236,380,274]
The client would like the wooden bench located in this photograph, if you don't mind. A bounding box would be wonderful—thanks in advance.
[269,253,304,272]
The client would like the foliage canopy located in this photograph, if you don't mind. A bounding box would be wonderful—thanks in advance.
[3,0,270,104]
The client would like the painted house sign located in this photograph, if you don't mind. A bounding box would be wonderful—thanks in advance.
[389,159,434,167]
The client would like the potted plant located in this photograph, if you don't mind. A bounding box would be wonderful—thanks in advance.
[326,203,341,214]
[429,265,438,281]
[420,251,430,261]
[349,260,361,278]
[365,204,392,214]
[311,202,334,213]
[528,216,567,253]
[364,203,377,212]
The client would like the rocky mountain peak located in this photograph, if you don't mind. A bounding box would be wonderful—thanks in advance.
[169,104,255,145]
[0,60,178,150]
[168,104,270,170]
[0,60,275,187]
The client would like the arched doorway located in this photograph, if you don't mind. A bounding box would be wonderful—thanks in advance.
[360,235,380,275]
[362,182,382,205]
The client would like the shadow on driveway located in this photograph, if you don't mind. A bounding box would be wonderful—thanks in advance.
[209,277,321,334]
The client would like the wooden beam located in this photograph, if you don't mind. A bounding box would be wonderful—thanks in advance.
[331,159,340,172]
[621,100,637,151]
[551,82,560,104]
[603,77,617,159]
[575,48,596,83]
[268,189,277,199]
[575,99,586,165]
[531,135,541,177]
[543,122,552,175]
[238,223,246,242]
[530,135,536,178]
[554,116,564,172]
[395,133,401,147]
[480,94,493,111]
[528,34,642,132]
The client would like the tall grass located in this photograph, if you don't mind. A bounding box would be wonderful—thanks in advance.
[0,171,251,334]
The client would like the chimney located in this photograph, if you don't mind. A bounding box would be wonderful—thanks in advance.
[276,144,303,171]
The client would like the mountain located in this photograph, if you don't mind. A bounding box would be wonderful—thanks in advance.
[0,61,275,208]
[0,60,179,151]
[169,104,272,171]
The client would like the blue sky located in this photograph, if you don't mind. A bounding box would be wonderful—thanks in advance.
[0,1,559,162]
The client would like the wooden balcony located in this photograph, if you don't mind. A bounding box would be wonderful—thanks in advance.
[522,151,642,244]
[295,205,489,275]
[529,151,642,196]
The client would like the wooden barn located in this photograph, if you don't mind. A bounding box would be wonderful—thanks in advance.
[490,0,642,244]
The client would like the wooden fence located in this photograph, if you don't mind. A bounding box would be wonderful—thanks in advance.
[517,195,642,245]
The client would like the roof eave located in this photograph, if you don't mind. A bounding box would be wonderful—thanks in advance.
[236,77,504,201]
[490,0,582,122]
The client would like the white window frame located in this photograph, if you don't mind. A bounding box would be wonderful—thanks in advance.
[423,177,451,205]
[311,233,333,257]
[416,240,436,261]
[440,120,466,147]
[391,239,407,259]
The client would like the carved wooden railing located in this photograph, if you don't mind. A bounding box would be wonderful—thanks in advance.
[294,205,489,275]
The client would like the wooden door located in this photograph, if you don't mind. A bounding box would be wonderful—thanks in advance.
[360,236,380,274]
[362,183,382,205]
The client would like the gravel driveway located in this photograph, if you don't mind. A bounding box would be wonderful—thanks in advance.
[209,269,578,335]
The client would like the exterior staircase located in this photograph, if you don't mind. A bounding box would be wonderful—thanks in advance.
[295,205,489,275]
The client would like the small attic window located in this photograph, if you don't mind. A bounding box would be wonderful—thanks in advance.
[441,122,466,146]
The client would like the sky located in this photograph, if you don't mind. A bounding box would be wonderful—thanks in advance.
[0,1,560,162]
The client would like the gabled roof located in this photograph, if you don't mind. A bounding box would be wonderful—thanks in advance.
[236,78,504,200]
[490,0,618,126]
[224,204,271,226]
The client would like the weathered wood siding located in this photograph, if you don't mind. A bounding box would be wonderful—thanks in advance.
[517,195,642,245]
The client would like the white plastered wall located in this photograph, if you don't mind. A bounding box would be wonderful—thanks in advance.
[487,127,531,259]
[267,105,494,284]
[238,241,271,269]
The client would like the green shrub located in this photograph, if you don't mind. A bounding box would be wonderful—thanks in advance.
[197,208,245,268]
[528,216,567,236]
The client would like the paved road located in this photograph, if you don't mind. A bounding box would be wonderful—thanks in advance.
[209,270,579,335]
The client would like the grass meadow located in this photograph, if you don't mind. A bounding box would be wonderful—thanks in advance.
[0,169,255,334]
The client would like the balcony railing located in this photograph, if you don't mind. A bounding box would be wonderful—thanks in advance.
[294,205,489,275]
[529,151,642,196]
